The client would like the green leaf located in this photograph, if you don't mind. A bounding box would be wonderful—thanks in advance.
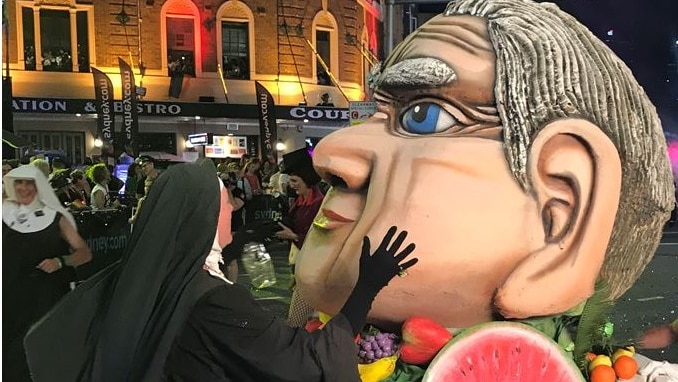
[572,281,615,368]
[381,360,426,382]
[517,315,575,358]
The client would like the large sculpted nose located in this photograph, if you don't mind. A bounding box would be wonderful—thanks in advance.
[312,120,386,192]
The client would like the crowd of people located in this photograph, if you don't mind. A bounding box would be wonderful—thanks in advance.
[0,150,419,381]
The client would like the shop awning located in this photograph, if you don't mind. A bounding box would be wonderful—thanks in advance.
[2,131,36,148]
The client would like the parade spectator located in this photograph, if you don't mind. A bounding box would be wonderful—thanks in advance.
[638,318,678,349]
[70,169,91,206]
[30,158,50,178]
[216,161,229,175]
[276,148,324,252]
[275,148,325,326]
[125,162,142,199]
[135,155,159,198]
[49,157,68,180]
[106,164,125,193]
[238,153,251,171]
[242,158,263,200]
[128,176,155,225]
[261,158,278,186]
[49,169,82,208]
[3,165,92,381]
[3,160,15,176]
[316,92,335,107]
[88,163,120,210]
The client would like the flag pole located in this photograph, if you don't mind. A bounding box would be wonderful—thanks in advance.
[217,63,230,103]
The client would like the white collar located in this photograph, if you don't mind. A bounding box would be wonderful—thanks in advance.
[203,177,234,284]
[204,234,233,284]
[3,199,58,233]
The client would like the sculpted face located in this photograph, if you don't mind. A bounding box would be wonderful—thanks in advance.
[295,15,548,328]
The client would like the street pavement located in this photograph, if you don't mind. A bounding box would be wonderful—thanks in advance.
[245,232,678,363]
[612,228,678,362]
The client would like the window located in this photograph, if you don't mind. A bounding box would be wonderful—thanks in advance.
[161,0,202,78]
[216,1,256,80]
[311,11,338,87]
[20,131,85,164]
[166,17,196,77]
[40,10,71,72]
[316,30,331,85]
[221,21,249,80]
[76,11,90,73]
[22,7,36,70]
[19,5,93,72]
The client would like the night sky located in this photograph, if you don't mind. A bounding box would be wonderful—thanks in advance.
[417,0,678,134]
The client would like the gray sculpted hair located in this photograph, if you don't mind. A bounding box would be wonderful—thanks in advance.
[443,0,674,299]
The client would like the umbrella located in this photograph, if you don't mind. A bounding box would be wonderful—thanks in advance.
[3,131,36,149]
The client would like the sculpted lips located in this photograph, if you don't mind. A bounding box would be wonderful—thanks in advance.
[313,208,356,229]
[322,208,355,223]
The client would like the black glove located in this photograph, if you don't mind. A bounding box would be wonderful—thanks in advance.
[222,220,280,263]
[340,226,418,333]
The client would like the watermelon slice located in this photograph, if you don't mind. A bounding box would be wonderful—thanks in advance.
[423,322,585,381]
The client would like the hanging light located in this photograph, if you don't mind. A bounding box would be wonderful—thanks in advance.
[94,137,103,148]
[275,140,286,151]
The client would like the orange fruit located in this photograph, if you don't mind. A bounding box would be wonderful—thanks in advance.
[588,355,612,372]
[612,348,634,363]
[613,355,638,379]
[590,365,616,382]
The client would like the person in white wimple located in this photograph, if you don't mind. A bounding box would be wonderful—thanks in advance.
[2,165,92,381]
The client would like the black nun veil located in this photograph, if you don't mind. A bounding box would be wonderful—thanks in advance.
[25,161,221,382]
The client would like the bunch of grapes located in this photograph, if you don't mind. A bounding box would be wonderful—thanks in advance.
[357,333,399,363]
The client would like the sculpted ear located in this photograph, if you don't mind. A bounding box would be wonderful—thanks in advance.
[496,118,621,319]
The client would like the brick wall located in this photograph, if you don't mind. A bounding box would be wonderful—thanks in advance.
[5,0,370,84]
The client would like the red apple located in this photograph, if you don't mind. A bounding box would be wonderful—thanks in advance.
[399,315,453,365]
[304,318,324,333]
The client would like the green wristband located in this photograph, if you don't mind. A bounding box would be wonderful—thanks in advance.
[58,256,67,268]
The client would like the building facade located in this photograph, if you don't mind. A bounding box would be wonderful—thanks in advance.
[3,0,382,163]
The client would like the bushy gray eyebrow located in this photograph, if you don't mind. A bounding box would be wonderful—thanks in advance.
[377,57,457,88]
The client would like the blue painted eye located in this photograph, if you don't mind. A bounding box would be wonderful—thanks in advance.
[401,103,457,134]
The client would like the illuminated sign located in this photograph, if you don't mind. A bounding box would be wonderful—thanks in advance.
[187,133,213,146]
[205,136,248,158]
[12,97,351,122]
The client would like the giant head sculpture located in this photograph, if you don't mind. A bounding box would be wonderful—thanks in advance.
[294,0,674,330]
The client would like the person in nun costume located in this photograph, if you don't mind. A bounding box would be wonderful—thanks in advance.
[25,161,418,382]
[3,165,92,382]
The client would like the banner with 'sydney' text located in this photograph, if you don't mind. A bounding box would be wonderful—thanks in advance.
[91,67,114,157]
[74,208,132,280]
[255,81,278,162]
[118,57,139,157]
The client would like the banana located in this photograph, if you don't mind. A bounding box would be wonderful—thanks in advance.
[358,356,397,382]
